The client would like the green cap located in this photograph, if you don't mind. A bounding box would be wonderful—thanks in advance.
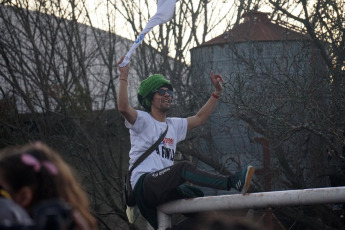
[138,74,173,112]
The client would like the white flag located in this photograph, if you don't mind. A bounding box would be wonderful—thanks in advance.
[119,0,178,67]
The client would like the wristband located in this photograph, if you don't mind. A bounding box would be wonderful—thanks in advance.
[212,93,220,99]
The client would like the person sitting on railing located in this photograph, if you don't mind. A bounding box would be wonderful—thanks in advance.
[117,56,255,229]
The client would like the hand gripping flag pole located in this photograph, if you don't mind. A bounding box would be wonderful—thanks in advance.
[119,0,178,67]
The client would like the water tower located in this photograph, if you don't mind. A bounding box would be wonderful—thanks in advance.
[190,11,328,194]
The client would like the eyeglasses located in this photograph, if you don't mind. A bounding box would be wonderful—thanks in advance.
[155,89,173,97]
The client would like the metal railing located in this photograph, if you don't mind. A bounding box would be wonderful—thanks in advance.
[157,186,345,230]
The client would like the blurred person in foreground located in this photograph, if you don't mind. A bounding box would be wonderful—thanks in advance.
[0,142,98,230]
[0,184,34,228]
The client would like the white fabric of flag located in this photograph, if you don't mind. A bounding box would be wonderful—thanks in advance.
[119,0,178,67]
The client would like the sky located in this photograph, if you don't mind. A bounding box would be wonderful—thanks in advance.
[28,0,305,63]
[82,0,274,41]
[26,0,307,43]
[78,0,279,63]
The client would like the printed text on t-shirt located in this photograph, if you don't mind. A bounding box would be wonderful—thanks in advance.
[163,137,174,146]
[155,146,175,161]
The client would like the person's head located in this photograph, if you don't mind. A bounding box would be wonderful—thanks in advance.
[0,142,97,229]
[176,212,265,230]
[138,74,173,112]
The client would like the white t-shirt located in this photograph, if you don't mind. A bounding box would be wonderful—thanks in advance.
[125,110,188,187]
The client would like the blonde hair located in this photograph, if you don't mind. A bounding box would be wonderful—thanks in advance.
[0,142,98,230]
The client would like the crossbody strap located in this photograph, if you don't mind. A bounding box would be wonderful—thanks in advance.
[128,124,168,175]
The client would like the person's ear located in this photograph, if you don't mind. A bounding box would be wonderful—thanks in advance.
[12,186,33,208]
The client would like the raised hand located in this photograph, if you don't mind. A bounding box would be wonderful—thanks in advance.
[209,70,224,93]
[117,56,130,79]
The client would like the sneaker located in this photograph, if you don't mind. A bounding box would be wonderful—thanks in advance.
[230,165,255,194]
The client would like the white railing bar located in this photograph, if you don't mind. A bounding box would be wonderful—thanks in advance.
[157,186,345,230]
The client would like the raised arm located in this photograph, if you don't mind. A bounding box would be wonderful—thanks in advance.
[117,56,137,125]
[187,71,224,131]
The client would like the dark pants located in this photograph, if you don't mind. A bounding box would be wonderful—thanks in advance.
[133,161,229,229]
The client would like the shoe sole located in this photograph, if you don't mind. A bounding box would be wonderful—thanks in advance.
[241,166,255,194]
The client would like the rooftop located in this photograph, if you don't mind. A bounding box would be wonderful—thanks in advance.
[198,11,311,48]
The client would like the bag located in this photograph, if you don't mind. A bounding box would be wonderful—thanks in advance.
[124,173,136,207]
